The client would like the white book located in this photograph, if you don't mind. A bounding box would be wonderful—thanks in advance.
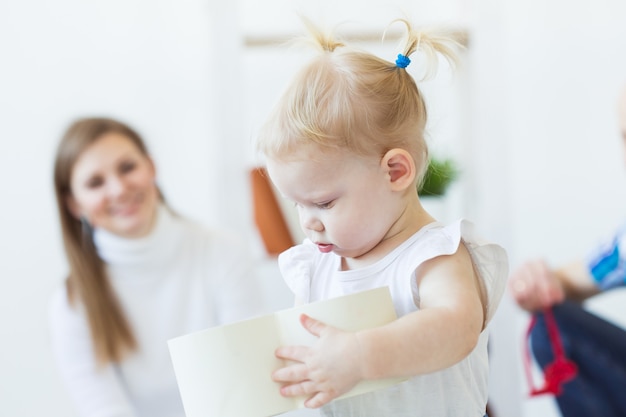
[168,286,404,417]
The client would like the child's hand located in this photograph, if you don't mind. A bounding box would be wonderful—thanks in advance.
[272,314,364,408]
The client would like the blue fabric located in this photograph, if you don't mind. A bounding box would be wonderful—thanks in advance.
[531,301,626,417]
[586,225,626,290]
[589,241,619,281]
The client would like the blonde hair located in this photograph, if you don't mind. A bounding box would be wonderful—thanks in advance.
[257,19,462,183]
[53,117,163,365]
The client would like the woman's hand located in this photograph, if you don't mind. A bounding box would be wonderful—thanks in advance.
[508,259,565,311]
[271,314,364,408]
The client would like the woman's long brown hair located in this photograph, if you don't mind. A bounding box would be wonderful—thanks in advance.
[53,117,157,365]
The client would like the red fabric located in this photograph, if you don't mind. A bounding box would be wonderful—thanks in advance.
[523,308,578,397]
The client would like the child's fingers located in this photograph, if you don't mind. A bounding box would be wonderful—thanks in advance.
[274,345,308,362]
[278,380,316,397]
[304,391,333,409]
[272,362,309,383]
[300,313,327,337]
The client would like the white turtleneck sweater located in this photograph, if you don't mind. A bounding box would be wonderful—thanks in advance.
[49,206,265,417]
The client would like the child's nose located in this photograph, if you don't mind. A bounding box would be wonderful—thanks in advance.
[301,212,324,232]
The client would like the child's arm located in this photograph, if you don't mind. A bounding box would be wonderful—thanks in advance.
[271,244,484,408]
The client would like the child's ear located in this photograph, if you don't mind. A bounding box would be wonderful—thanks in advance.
[380,149,416,191]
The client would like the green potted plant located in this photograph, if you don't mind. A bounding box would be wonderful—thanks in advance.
[417,157,459,197]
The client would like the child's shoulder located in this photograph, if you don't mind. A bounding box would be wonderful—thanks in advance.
[407,220,464,256]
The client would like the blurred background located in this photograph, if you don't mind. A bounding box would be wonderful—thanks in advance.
[2,0,626,416]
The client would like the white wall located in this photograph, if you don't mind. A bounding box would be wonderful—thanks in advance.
[467,1,626,416]
[0,2,235,416]
[2,1,626,416]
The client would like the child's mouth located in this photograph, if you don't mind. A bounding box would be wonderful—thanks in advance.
[317,243,333,253]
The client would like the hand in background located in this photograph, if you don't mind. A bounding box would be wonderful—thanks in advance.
[272,314,364,408]
[508,259,565,312]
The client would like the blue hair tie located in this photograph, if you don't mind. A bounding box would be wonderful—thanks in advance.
[395,53,411,68]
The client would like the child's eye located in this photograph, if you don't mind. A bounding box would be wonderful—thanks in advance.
[316,200,334,209]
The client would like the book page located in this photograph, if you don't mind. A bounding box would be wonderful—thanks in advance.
[274,286,406,402]
[168,286,404,417]
[168,315,293,417]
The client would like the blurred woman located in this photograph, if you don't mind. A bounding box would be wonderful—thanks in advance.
[49,117,264,417]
